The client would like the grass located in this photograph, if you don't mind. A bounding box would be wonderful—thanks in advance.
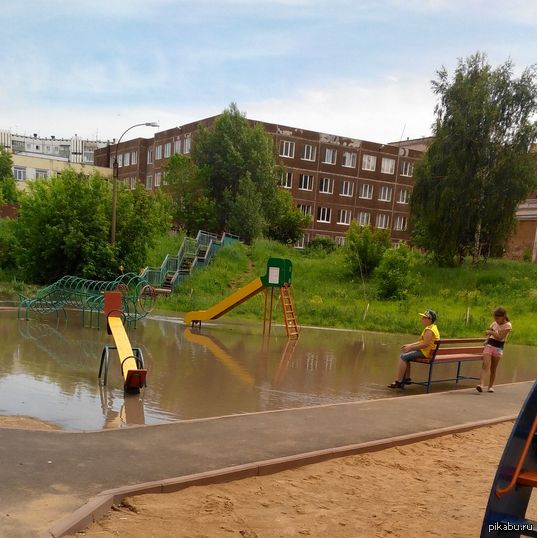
[157,239,537,346]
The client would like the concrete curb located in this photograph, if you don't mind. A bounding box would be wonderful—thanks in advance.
[40,415,516,538]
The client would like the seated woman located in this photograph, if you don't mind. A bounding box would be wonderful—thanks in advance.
[388,310,440,389]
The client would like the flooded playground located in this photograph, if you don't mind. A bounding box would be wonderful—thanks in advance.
[0,308,535,431]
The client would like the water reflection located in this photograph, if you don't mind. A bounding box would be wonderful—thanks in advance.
[0,310,535,431]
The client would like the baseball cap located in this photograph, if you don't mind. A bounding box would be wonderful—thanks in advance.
[419,310,437,323]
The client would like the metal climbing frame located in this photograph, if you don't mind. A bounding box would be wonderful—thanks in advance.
[18,273,157,329]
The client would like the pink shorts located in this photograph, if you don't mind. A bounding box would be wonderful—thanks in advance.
[484,344,504,358]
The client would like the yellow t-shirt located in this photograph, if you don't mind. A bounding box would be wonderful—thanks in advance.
[420,324,440,358]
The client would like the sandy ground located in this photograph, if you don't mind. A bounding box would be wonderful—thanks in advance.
[43,421,533,538]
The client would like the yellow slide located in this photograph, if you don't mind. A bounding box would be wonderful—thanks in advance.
[184,277,265,325]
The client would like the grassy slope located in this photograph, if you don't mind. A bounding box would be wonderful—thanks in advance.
[158,240,537,346]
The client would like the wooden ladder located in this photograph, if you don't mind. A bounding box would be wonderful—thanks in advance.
[279,283,299,339]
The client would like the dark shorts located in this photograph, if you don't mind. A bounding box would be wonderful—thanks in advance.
[400,350,427,362]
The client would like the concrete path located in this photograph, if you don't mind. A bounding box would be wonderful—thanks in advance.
[0,381,533,538]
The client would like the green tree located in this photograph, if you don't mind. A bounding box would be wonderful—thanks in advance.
[162,153,218,235]
[345,222,391,279]
[13,168,171,283]
[410,53,537,265]
[191,103,308,243]
[0,146,18,204]
[373,243,415,300]
[265,189,311,245]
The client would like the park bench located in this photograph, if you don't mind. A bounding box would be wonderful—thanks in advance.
[404,337,486,393]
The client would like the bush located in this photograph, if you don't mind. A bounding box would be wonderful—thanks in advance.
[373,244,416,300]
[345,222,390,278]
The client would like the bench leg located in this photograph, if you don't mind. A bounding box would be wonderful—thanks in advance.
[455,362,462,385]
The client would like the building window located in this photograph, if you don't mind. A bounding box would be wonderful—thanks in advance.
[340,180,353,197]
[397,189,410,204]
[280,172,292,189]
[164,142,172,158]
[14,167,26,181]
[317,207,331,223]
[117,154,123,168]
[319,177,334,194]
[298,174,314,191]
[279,140,295,158]
[35,169,48,179]
[394,216,408,231]
[146,175,152,190]
[124,152,130,167]
[155,145,162,160]
[301,144,316,161]
[174,139,181,154]
[376,214,390,229]
[359,183,373,199]
[381,157,395,174]
[378,186,392,202]
[335,236,346,246]
[155,172,161,187]
[322,148,337,164]
[295,233,309,249]
[298,204,312,215]
[362,154,377,171]
[401,161,414,177]
[131,151,138,165]
[184,135,191,154]
[357,212,370,226]
[342,151,357,168]
[147,149,153,164]
[337,209,351,225]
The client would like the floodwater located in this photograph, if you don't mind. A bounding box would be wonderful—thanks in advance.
[0,308,535,431]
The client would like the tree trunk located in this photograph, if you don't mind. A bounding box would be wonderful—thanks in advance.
[472,218,482,266]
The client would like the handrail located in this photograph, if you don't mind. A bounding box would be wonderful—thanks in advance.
[495,415,537,498]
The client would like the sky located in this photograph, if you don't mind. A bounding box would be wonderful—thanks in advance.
[2,0,536,145]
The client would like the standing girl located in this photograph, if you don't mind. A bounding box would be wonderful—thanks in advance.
[477,307,512,393]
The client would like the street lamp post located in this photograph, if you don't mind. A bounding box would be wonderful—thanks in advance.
[110,122,159,245]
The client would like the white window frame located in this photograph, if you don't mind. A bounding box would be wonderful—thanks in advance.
[319,177,334,194]
[164,142,171,158]
[401,161,414,177]
[301,144,316,161]
[295,233,309,249]
[280,172,292,189]
[397,189,410,204]
[335,236,346,246]
[297,204,312,215]
[14,167,26,181]
[359,183,373,199]
[362,154,377,171]
[131,150,138,165]
[378,186,392,202]
[317,206,331,223]
[279,140,295,158]
[35,169,48,179]
[174,139,181,154]
[357,212,370,226]
[130,177,137,190]
[147,149,153,164]
[117,154,123,168]
[342,151,357,168]
[337,209,351,225]
[340,180,354,197]
[381,157,395,174]
[155,172,161,187]
[394,216,408,231]
[155,145,162,160]
[298,174,314,191]
[184,135,191,154]
[146,175,153,190]
[322,148,337,165]
[376,214,390,229]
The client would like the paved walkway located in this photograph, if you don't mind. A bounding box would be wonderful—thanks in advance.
[0,381,533,538]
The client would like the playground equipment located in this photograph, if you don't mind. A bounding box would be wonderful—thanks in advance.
[184,258,299,339]
[481,380,536,537]
[18,273,156,329]
[141,231,240,294]
[98,292,147,393]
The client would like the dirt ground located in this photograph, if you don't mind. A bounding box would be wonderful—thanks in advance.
[43,420,532,538]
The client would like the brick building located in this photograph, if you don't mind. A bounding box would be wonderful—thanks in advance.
[94,116,422,247]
